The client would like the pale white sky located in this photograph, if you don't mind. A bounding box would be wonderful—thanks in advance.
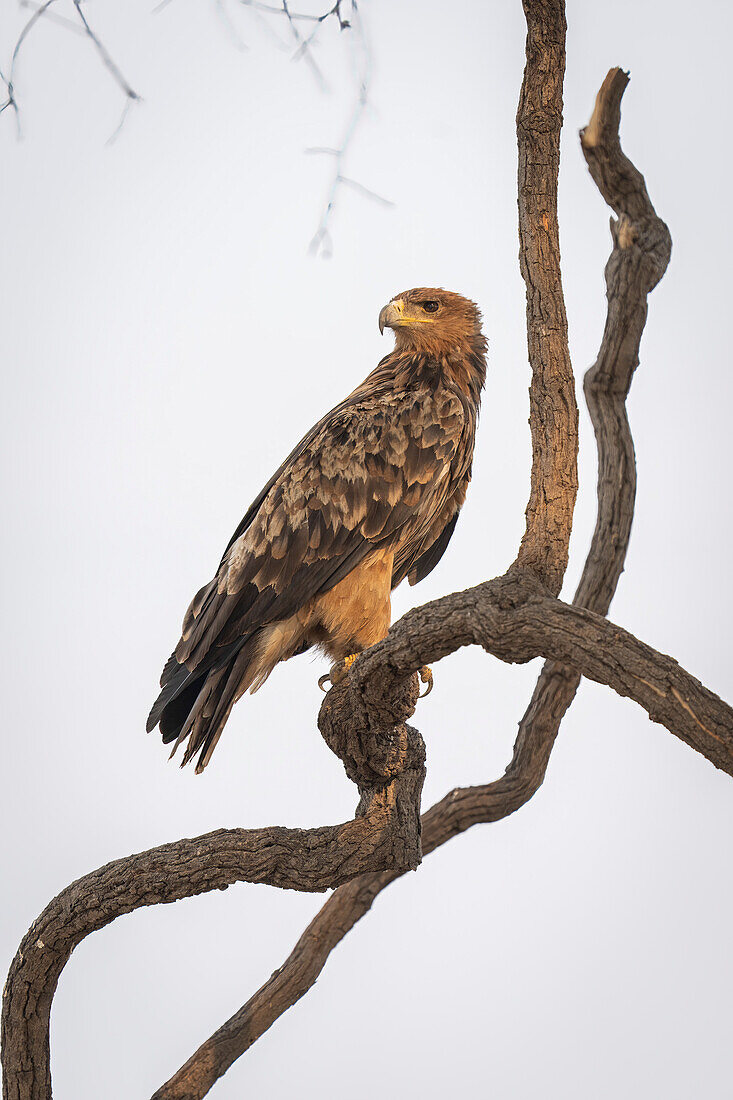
[2,1,732,1097]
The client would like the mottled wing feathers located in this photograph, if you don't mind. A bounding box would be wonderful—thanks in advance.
[226,390,463,588]
[147,356,480,779]
[218,361,396,559]
[149,288,489,771]
[148,382,466,742]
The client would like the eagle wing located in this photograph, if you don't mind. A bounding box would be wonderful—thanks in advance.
[147,384,466,736]
[406,510,461,586]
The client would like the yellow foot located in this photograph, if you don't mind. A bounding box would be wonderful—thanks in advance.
[318,653,359,692]
[418,666,434,698]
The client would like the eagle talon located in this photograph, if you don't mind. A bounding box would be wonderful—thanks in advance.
[418,665,434,697]
[319,653,360,692]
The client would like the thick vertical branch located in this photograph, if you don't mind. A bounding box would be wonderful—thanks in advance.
[513,0,578,594]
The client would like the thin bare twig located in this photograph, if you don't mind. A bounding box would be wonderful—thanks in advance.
[233,0,386,254]
[213,0,249,52]
[105,95,136,146]
[10,0,57,79]
[71,1,139,102]
[0,65,18,125]
[238,1,331,24]
[291,0,351,62]
[19,1,85,37]
[308,3,389,257]
[2,0,140,140]
[1,0,57,134]
[337,175,394,205]
[3,0,382,251]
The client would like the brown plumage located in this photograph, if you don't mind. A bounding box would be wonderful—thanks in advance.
[147,288,487,772]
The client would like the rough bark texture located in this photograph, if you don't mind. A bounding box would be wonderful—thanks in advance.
[513,0,578,594]
[2,11,729,1100]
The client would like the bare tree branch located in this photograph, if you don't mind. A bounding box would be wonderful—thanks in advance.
[10,0,57,76]
[213,0,249,53]
[511,0,578,595]
[0,0,57,134]
[2,4,726,1098]
[71,1,139,103]
[307,3,384,258]
[239,0,328,23]
[19,1,85,37]
[149,59,680,1099]
[234,0,385,256]
[1,686,426,1100]
[280,0,327,88]
[0,66,18,125]
[238,0,353,86]
[1,0,139,140]
[2,0,381,251]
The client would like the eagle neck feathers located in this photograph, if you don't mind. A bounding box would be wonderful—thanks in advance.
[371,335,487,409]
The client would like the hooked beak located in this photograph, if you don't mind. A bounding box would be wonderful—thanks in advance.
[378,298,405,335]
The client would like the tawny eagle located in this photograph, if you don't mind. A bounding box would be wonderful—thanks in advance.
[148,288,487,771]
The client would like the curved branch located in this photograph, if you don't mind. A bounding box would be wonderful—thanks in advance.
[2,37,711,1100]
[152,599,732,1098]
[1,692,426,1100]
[155,585,733,1100]
[578,66,672,614]
[150,63,683,1097]
[346,586,733,772]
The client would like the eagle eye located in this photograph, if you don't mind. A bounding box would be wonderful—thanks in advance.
[422,300,440,313]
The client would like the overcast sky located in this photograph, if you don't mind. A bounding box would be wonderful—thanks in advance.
[2,1,732,1097]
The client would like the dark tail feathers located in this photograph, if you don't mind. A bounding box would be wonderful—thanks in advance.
[146,638,255,773]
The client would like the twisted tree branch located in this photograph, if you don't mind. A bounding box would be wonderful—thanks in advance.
[2,5,727,1098]
[1,683,426,1100]
[149,61,685,1099]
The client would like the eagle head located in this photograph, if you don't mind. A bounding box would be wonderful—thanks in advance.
[378,288,487,398]
[378,287,483,351]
